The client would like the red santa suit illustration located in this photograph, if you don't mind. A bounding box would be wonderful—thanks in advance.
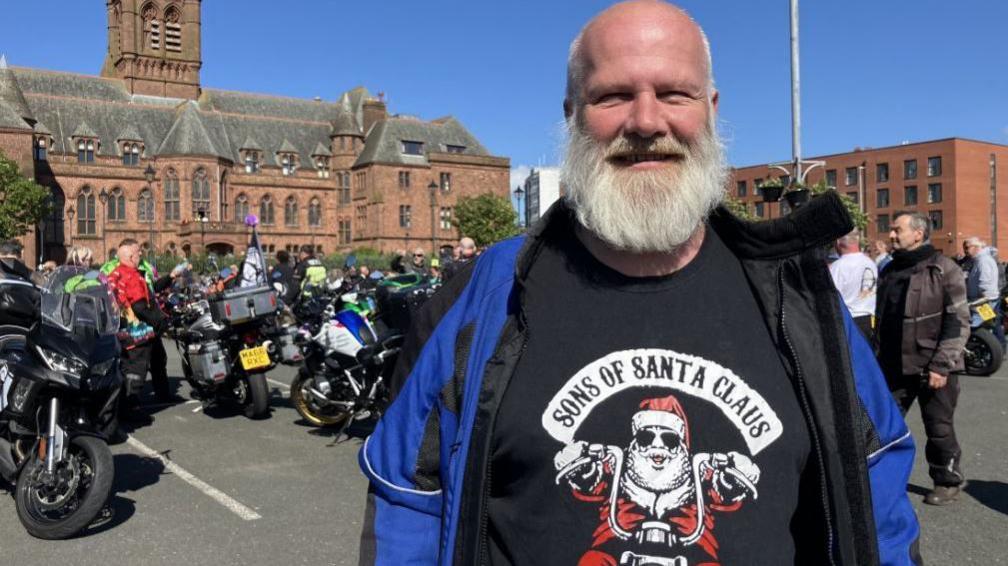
[553,395,761,566]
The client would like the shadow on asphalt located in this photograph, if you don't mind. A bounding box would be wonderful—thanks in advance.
[963,480,1008,515]
[298,417,375,445]
[907,483,929,497]
[82,452,167,536]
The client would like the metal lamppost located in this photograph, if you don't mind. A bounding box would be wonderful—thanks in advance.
[98,187,109,262]
[144,164,156,262]
[428,181,438,256]
[66,206,75,249]
[197,207,208,252]
[514,185,525,229]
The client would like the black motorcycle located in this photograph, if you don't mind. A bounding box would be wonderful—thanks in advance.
[0,267,120,539]
[963,298,1004,376]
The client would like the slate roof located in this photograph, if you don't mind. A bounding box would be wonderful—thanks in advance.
[71,121,99,139]
[5,65,498,167]
[311,142,332,157]
[0,55,34,124]
[353,115,490,167]
[33,120,51,135]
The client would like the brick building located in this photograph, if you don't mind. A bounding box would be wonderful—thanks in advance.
[0,0,509,267]
[730,138,1008,254]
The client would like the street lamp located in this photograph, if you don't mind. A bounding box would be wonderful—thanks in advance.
[197,207,208,252]
[66,206,75,249]
[98,187,109,262]
[513,185,525,229]
[428,180,438,256]
[144,164,156,261]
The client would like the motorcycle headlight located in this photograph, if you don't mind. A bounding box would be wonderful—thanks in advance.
[36,346,88,378]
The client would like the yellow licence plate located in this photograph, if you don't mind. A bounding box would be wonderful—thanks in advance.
[977,303,996,322]
[239,346,270,371]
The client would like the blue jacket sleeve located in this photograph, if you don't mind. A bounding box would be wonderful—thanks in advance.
[843,309,923,566]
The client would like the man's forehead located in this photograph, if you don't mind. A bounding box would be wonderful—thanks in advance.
[580,5,708,73]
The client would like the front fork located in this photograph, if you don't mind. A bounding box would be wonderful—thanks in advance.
[42,397,66,474]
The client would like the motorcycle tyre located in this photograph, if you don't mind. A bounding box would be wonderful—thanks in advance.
[290,371,347,427]
[243,373,270,419]
[965,328,1003,376]
[15,435,114,540]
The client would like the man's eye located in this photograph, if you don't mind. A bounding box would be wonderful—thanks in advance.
[594,93,631,106]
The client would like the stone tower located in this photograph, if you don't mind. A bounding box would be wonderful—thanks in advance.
[100,0,202,99]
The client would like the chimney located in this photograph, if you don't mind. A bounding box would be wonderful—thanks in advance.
[362,98,387,135]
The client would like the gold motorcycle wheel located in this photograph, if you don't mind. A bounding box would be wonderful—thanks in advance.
[290,373,348,427]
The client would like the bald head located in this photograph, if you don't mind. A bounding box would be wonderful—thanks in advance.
[459,237,476,258]
[566,1,714,113]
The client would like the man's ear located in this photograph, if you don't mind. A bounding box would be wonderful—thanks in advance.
[563,99,573,120]
[710,89,719,114]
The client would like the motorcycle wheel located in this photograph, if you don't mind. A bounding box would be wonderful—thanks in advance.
[243,373,270,419]
[290,370,348,427]
[964,328,1003,376]
[15,435,114,540]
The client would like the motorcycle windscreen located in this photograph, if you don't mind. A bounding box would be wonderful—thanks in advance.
[334,310,376,346]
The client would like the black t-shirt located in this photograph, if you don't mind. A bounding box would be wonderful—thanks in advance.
[486,225,813,566]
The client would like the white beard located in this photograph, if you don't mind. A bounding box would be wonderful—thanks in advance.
[560,114,728,253]
[625,443,692,494]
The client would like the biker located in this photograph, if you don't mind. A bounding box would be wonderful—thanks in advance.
[291,245,326,300]
[0,240,39,328]
[964,236,1004,346]
[270,249,295,302]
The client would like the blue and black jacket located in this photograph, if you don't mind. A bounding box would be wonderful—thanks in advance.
[359,193,921,565]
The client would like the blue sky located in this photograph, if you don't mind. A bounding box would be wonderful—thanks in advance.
[3,1,1006,192]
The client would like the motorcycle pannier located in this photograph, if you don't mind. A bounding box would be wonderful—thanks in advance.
[209,285,277,325]
[187,340,228,385]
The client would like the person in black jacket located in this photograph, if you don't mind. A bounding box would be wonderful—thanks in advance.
[0,240,39,328]
[271,249,295,302]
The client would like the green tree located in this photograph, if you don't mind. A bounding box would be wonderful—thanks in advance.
[453,193,520,247]
[0,151,51,240]
[722,196,756,221]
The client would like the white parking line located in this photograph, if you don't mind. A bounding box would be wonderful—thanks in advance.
[125,436,262,521]
[267,378,290,390]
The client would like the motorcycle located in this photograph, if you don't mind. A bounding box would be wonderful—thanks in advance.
[167,274,281,419]
[0,267,120,539]
[963,298,1004,376]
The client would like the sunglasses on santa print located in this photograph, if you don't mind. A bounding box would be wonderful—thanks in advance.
[634,429,682,449]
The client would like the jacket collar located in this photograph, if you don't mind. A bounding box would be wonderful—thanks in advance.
[515,191,854,283]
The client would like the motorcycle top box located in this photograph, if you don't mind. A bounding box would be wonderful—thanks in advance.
[208,285,277,325]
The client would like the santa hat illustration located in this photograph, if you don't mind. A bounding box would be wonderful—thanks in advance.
[631,394,690,448]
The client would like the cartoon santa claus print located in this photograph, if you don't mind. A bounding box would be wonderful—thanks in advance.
[553,395,761,566]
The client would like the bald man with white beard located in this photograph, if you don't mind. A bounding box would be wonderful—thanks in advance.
[357,3,920,565]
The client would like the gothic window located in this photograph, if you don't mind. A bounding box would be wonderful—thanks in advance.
[244,151,260,174]
[279,153,298,176]
[107,187,126,222]
[259,195,275,225]
[143,4,160,50]
[315,156,330,178]
[76,139,96,163]
[338,172,351,205]
[138,189,154,223]
[284,196,298,226]
[338,220,351,245]
[121,142,141,166]
[355,205,367,237]
[308,198,322,227]
[164,168,180,221]
[164,6,182,52]
[76,186,97,235]
[192,168,211,218]
[235,194,250,221]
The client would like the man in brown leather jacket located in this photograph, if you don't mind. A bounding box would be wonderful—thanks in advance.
[876,210,969,505]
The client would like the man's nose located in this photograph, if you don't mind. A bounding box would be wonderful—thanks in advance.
[625,93,669,139]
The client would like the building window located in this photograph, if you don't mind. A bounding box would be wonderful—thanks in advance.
[122,142,141,166]
[399,204,412,228]
[754,202,765,218]
[143,4,160,50]
[440,207,453,230]
[33,137,48,161]
[355,172,367,197]
[398,171,411,189]
[440,172,452,193]
[107,187,126,222]
[876,188,890,208]
[76,139,96,163]
[904,159,917,180]
[356,205,367,237]
[138,189,154,223]
[401,140,424,155]
[337,172,351,205]
[445,144,465,154]
[315,156,330,178]
[192,168,211,217]
[927,156,942,177]
[76,187,97,235]
[244,151,260,174]
[164,168,180,221]
[308,198,322,227]
[929,210,943,230]
[877,163,889,183]
[846,191,859,204]
[877,214,890,233]
[164,6,182,52]
[235,194,249,221]
[904,185,918,206]
[736,180,747,198]
[338,220,352,245]
[259,195,275,225]
[928,183,942,204]
[279,153,298,176]
[825,169,837,188]
[284,196,298,227]
[845,167,858,187]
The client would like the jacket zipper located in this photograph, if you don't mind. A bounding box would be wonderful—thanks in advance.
[475,312,529,566]
[777,264,837,566]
